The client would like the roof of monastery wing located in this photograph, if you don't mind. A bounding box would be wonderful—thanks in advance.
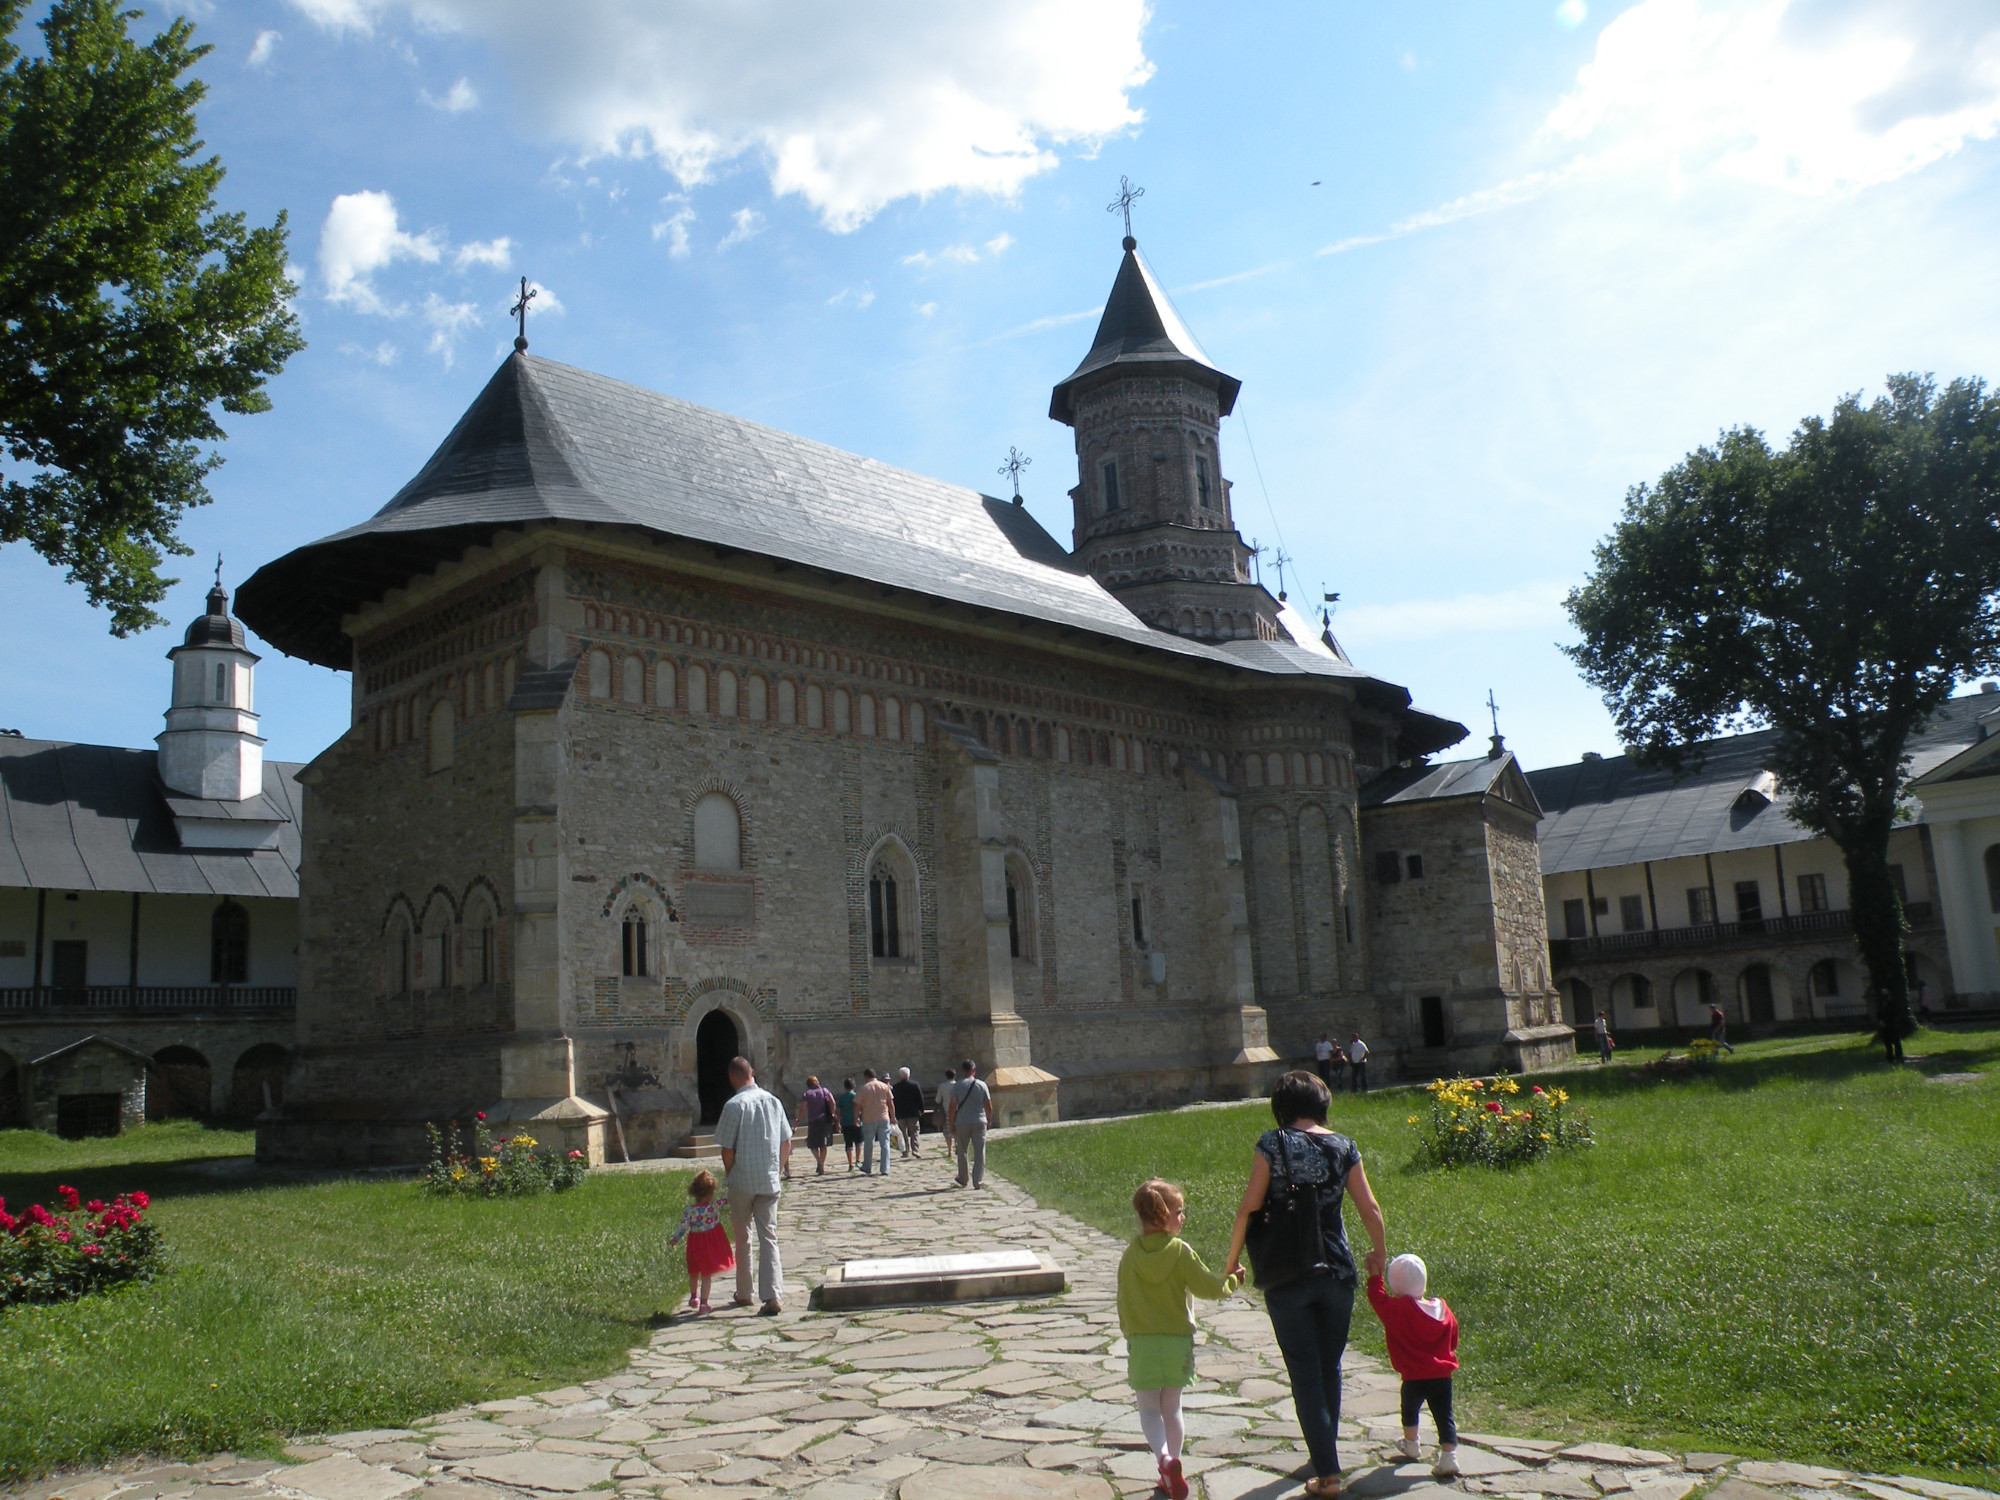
[236,355,1449,739]
[1048,240,1241,423]
[0,739,303,897]
[1524,692,2000,874]
[1360,751,1542,817]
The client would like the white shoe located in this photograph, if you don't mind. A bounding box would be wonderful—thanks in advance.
[1432,1449,1459,1479]
[1395,1440,1421,1463]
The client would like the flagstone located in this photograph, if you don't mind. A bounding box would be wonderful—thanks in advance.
[1559,1447,1678,1469]
[1734,1463,1848,1488]
[702,1460,777,1486]
[902,1466,1114,1500]
[278,1458,423,1500]
[455,1454,616,1495]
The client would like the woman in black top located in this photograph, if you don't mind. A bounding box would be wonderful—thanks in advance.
[1224,1070,1387,1498]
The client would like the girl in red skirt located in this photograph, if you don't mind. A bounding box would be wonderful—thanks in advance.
[668,1170,734,1312]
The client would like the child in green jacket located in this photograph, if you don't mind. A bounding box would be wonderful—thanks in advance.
[1119,1179,1242,1500]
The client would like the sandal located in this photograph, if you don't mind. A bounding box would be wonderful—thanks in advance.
[1303,1478,1341,1499]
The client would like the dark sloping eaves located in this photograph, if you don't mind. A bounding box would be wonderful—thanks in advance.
[1048,240,1241,422]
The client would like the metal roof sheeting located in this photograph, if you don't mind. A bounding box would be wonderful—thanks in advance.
[0,739,302,897]
[1525,693,1998,874]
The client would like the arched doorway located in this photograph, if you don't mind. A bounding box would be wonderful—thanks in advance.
[149,1046,212,1120]
[228,1044,290,1118]
[695,1009,740,1125]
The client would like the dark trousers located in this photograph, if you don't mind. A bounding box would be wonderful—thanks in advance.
[1315,1059,1333,1088]
[1263,1274,1353,1479]
[1400,1378,1456,1445]
[1350,1061,1367,1093]
[1597,1034,1612,1063]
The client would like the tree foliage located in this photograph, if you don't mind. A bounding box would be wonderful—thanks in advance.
[1566,374,2000,1033]
[0,0,302,634]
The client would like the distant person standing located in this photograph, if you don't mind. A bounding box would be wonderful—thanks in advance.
[947,1058,995,1189]
[836,1077,861,1171]
[798,1075,836,1175]
[1707,1003,1735,1053]
[858,1067,896,1176]
[1347,1033,1370,1093]
[714,1055,791,1315]
[940,1068,957,1138]
[1915,980,1933,1026]
[893,1067,926,1157]
[1313,1033,1335,1089]
[1593,1010,1613,1065]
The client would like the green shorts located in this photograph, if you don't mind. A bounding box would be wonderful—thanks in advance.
[1126,1333,1196,1390]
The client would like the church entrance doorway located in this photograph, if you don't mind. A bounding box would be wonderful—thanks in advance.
[696,1010,740,1125]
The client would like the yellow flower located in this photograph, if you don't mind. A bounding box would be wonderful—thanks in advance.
[1407,1115,1419,1125]
[480,1156,499,1174]
[1497,1078,1520,1095]
[513,1134,538,1149]
[1539,1133,1552,1141]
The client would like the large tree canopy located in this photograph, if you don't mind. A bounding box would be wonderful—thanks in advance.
[0,0,302,635]
[1566,374,2000,1039]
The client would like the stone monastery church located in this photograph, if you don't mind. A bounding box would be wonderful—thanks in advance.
[238,233,1571,1165]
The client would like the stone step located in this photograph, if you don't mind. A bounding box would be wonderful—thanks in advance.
[667,1128,810,1160]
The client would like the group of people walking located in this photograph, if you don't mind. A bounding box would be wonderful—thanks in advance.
[669,1054,999,1317]
[1311,1031,1370,1092]
[672,1054,1452,1500]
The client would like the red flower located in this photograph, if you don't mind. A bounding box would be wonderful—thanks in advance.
[86,1199,107,1212]
[80,1243,101,1256]
[566,1150,584,1159]
[1484,1101,1504,1113]
[54,1230,72,1243]
[27,1204,55,1227]
[1531,1086,1545,1096]
[129,1191,150,1210]
[476,1111,487,1121]
[57,1185,81,1211]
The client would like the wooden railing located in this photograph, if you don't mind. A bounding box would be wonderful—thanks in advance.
[0,986,295,1015]
[1551,903,1935,965]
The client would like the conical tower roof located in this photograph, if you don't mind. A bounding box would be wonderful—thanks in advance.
[1049,237,1240,424]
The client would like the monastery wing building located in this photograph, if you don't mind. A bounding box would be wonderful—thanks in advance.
[238,234,1570,1165]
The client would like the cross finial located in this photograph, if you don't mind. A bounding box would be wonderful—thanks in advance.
[1487,688,1501,738]
[1273,548,1293,601]
[214,553,223,588]
[998,446,1032,502]
[1247,536,1265,585]
[1107,175,1145,243]
[510,276,537,352]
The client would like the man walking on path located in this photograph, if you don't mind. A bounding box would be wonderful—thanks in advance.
[858,1068,896,1176]
[1708,1003,1735,1053]
[946,1058,995,1189]
[714,1055,790,1314]
[1348,1033,1370,1093]
[893,1067,926,1157]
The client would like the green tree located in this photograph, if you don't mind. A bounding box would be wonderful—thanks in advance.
[1565,374,2000,1047]
[0,0,301,635]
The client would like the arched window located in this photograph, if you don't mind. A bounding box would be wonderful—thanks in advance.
[210,900,249,985]
[464,898,496,986]
[687,663,709,713]
[621,656,645,704]
[747,674,768,721]
[833,688,852,733]
[657,660,677,710]
[420,903,452,992]
[777,679,797,724]
[385,916,412,997]
[869,861,901,959]
[622,904,649,977]
[1810,959,1841,998]
[806,683,825,729]
[718,669,739,717]
[427,699,455,773]
[694,793,742,872]
[858,694,876,737]
[1986,844,2000,913]
[1003,853,1037,962]
[586,648,612,699]
[884,696,902,741]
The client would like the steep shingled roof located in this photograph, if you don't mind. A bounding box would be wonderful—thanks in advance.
[1047,238,1241,424]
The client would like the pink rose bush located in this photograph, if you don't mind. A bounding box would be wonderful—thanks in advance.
[0,1187,162,1305]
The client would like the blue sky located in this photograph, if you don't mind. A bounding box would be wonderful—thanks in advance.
[4,0,1999,770]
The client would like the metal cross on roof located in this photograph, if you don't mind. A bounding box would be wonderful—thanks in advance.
[1487,688,1501,738]
[1273,548,1294,601]
[214,554,224,588]
[997,446,1032,502]
[510,276,537,352]
[1107,176,1145,239]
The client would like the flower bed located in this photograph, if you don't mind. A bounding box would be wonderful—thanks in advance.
[1411,1076,1594,1169]
[0,1186,162,1306]
[1638,1038,1723,1079]
[421,1115,589,1197]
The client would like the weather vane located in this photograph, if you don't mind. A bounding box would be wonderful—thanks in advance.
[1107,176,1145,240]
[998,446,1032,502]
[510,276,537,352]
[1321,588,1340,630]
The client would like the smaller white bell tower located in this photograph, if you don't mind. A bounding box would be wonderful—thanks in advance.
[157,569,265,803]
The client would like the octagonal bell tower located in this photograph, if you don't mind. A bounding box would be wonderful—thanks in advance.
[1050,234,1280,643]
[157,573,265,802]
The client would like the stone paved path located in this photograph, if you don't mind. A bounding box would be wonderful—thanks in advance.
[14,1147,1992,1500]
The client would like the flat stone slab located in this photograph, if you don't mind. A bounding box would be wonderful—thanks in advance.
[1856,1481,2000,1500]
[1735,1463,1849,1488]
[902,1464,1114,1500]
[1561,1445,1678,1467]
[1683,1456,1740,1473]
[1450,1447,1529,1477]
[455,1453,619,1493]
[1202,1467,1312,1500]
[820,1251,1064,1309]
[277,1458,422,1500]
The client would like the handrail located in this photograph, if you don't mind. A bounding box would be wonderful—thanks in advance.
[0,986,296,1014]
[1551,902,1934,964]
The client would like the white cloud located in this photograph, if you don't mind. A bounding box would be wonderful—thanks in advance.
[454,237,512,270]
[904,231,1014,270]
[652,205,696,257]
[318,191,443,311]
[915,301,937,318]
[1325,585,1572,648]
[422,294,481,365]
[247,29,281,66]
[828,286,876,308]
[339,340,400,365]
[422,76,480,112]
[286,0,1152,231]
[719,207,764,250]
[1318,0,2000,260]
[1555,0,1588,28]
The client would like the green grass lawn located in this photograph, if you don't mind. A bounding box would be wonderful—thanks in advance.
[989,1027,2000,1485]
[0,1128,690,1482]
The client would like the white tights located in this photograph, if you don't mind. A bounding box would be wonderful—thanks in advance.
[1135,1388,1185,1463]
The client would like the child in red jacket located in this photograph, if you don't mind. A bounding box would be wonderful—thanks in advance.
[1366,1253,1460,1478]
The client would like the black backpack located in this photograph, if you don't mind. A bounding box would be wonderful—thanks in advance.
[1244,1130,1333,1290]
